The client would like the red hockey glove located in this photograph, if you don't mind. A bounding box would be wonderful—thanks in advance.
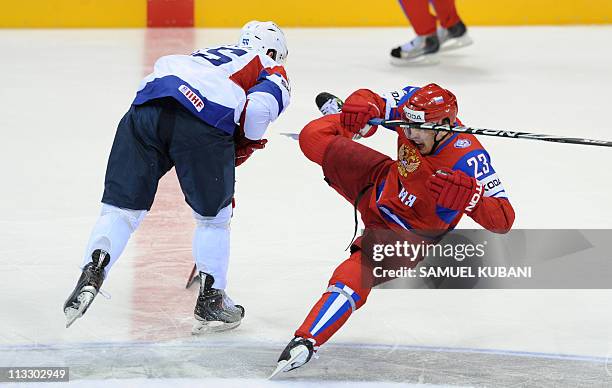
[427,168,483,213]
[235,138,268,167]
[340,89,384,137]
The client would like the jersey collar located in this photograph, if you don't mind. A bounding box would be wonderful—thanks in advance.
[431,133,458,156]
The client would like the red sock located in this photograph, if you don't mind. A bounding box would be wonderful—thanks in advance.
[295,251,373,346]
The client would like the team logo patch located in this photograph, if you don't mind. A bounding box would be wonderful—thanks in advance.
[397,144,421,177]
[454,138,471,148]
[178,85,205,112]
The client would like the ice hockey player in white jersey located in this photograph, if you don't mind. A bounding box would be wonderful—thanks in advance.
[63,21,290,332]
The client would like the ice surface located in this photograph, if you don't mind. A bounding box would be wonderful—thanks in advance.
[1,26,612,386]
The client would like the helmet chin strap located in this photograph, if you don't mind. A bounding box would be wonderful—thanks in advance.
[428,118,452,154]
[430,131,450,154]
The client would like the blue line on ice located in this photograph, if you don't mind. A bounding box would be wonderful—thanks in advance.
[0,339,607,364]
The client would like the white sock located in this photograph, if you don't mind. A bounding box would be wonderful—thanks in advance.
[82,203,147,275]
[192,204,232,290]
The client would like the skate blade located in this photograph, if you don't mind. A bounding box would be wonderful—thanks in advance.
[64,292,94,328]
[269,360,290,379]
[439,35,473,52]
[268,345,310,379]
[390,54,439,67]
[185,274,200,289]
[191,319,241,334]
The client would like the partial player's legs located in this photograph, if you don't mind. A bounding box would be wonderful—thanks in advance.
[295,249,372,345]
[391,0,471,63]
[391,0,440,63]
[168,100,243,333]
[399,0,438,36]
[102,103,174,211]
[171,103,235,218]
[191,205,245,333]
[430,0,472,51]
[272,249,374,377]
[299,113,354,167]
[64,204,147,326]
[192,206,232,290]
[430,0,460,29]
[273,115,391,377]
[300,114,392,208]
[64,102,173,327]
[80,204,147,273]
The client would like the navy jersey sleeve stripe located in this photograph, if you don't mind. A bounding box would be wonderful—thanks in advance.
[247,78,284,115]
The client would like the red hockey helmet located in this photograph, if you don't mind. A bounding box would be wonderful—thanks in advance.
[401,83,458,124]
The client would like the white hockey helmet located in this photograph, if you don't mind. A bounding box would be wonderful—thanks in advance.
[239,20,288,65]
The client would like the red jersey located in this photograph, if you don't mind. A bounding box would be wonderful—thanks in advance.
[367,86,512,235]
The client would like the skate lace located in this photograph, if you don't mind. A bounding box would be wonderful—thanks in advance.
[81,264,110,299]
[88,266,105,288]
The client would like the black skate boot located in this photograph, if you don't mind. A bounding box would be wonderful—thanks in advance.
[63,249,110,328]
[437,20,473,52]
[447,20,468,38]
[390,34,440,65]
[269,337,317,378]
[315,92,343,116]
[192,272,245,334]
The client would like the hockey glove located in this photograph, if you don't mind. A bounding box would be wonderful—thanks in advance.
[427,168,483,213]
[235,138,268,167]
[340,89,385,138]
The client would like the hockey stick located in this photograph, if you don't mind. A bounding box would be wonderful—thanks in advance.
[185,264,199,289]
[368,118,612,147]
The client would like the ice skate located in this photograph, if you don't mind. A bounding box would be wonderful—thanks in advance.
[192,272,245,334]
[64,249,110,328]
[269,337,317,379]
[437,20,473,52]
[390,34,440,66]
[315,92,343,116]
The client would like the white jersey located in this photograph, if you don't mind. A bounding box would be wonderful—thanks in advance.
[133,45,291,136]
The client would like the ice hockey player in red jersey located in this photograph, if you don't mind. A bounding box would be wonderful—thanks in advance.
[271,83,514,376]
[391,0,473,64]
